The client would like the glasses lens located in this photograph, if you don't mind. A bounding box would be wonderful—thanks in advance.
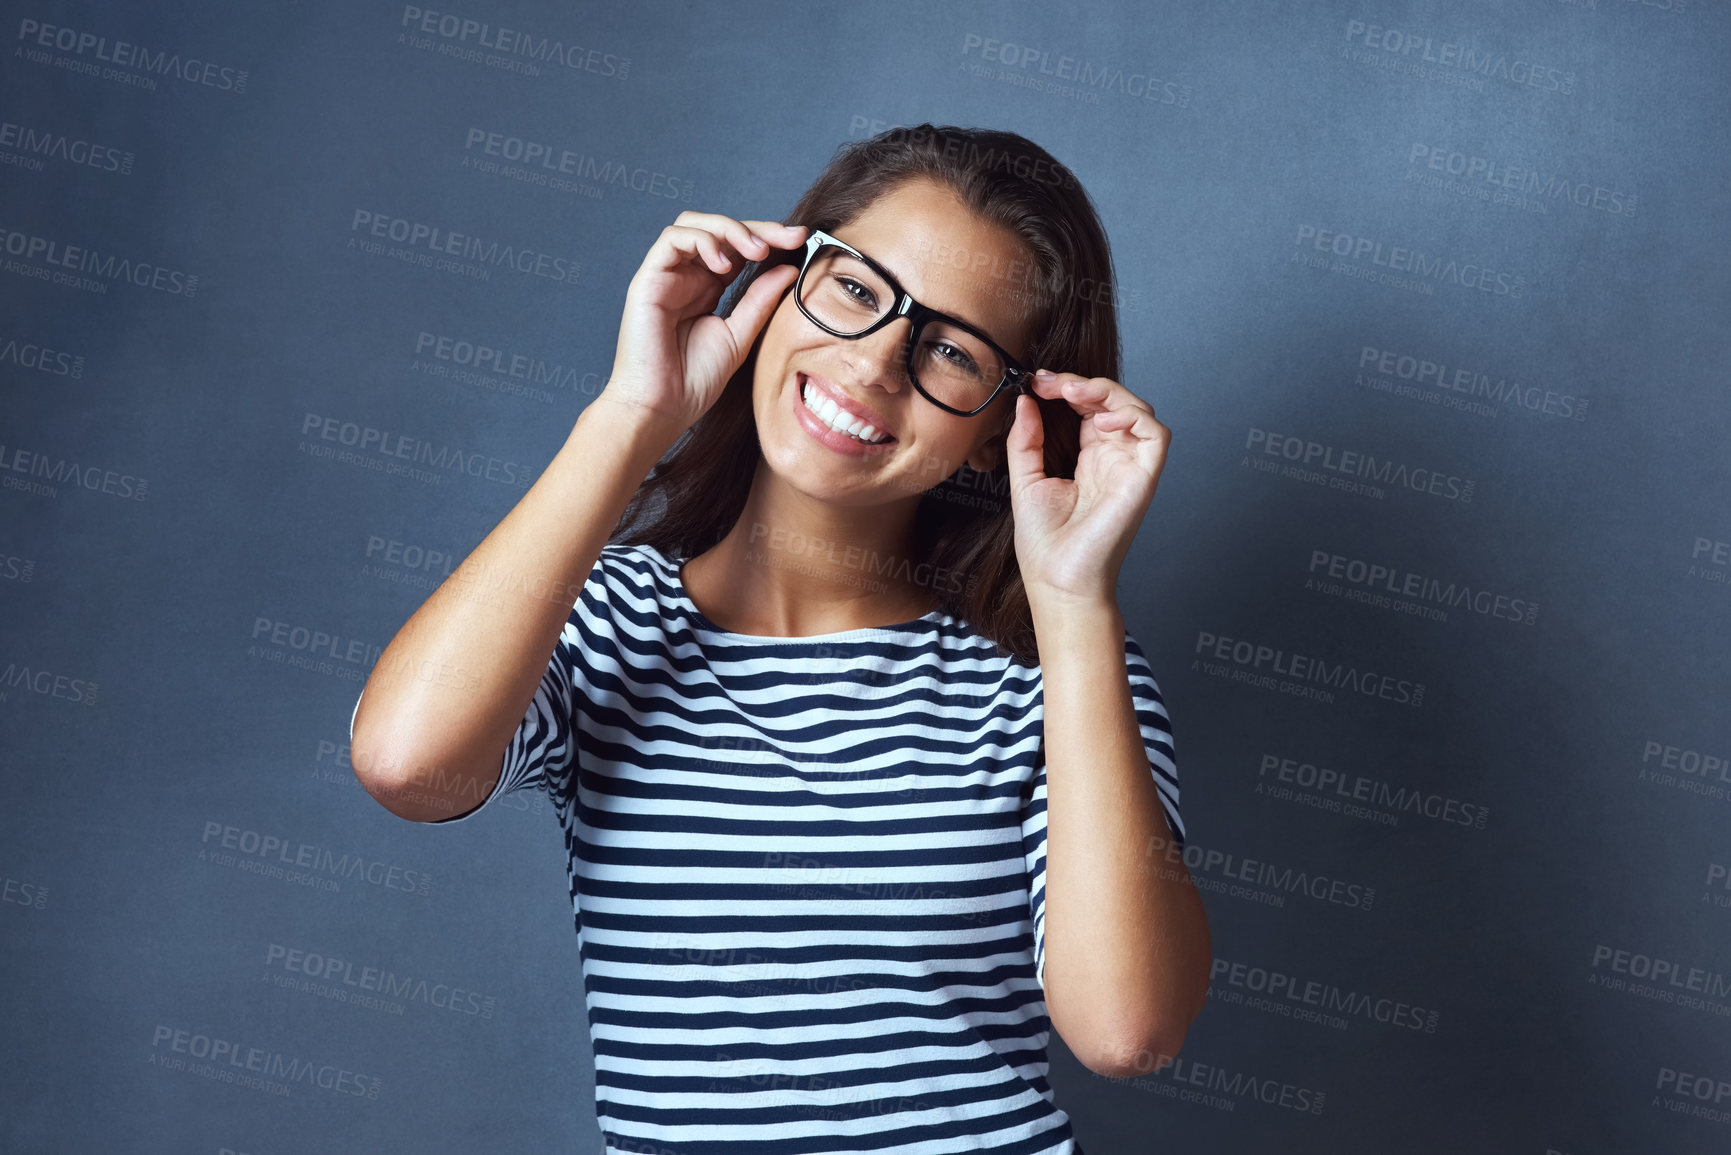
[913,319,1007,413]
[799,246,893,336]
[799,243,1009,413]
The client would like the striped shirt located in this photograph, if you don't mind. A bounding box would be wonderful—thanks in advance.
[358,542,1182,1154]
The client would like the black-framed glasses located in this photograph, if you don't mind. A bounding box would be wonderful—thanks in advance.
[792,228,1031,417]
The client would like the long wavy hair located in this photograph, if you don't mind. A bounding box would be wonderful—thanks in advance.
[607,123,1122,665]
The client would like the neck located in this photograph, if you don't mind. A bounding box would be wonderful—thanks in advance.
[681,459,939,636]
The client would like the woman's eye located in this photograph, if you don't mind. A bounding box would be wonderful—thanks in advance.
[836,276,877,309]
[933,341,979,373]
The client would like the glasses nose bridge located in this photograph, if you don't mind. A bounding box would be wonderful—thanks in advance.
[844,306,921,388]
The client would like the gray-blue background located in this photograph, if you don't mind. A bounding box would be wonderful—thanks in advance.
[3,1,1728,1151]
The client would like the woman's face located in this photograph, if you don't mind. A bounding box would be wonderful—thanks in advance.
[750,176,1037,509]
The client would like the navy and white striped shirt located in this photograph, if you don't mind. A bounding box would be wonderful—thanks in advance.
[358,542,1181,1154]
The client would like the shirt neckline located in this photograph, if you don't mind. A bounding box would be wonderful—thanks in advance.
[639,544,947,644]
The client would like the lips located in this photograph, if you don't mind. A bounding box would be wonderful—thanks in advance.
[797,373,897,443]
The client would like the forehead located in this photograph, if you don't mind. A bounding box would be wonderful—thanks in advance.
[831,178,1037,359]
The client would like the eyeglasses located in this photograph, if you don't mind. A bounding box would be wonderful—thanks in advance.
[791,228,1032,418]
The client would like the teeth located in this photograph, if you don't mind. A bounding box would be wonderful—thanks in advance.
[802,382,890,444]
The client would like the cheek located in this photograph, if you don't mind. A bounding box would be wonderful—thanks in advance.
[751,315,793,398]
[753,299,810,382]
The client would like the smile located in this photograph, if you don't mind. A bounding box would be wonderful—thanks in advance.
[801,380,893,444]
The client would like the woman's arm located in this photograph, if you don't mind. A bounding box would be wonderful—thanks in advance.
[351,211,807,821]
[350,401,675,821]
[1003,371,1211,1078]
[1032,595,1211,1078]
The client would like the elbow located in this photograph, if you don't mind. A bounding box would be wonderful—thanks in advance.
[1075,966,1210,1080]
[350,735,442,823]
[1079,1017,1194,1080]
[351,733,498,824]
[349,738,421,819]
[1069,902,1215,1079]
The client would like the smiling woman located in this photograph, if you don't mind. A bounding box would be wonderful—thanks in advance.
[349,123,1211,1155]
[615,127,1112,655]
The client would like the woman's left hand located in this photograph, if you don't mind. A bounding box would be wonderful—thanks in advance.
[1003,369,1170,605]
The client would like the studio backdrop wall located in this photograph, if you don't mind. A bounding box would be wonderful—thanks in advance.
[4,1,1728,1152]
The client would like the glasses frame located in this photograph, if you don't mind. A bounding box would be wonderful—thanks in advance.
[791,228,1032,418]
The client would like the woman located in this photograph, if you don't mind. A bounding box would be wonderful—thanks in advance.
[350,123,1211,1155]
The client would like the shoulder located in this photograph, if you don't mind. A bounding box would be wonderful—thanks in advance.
[594,541,673,598]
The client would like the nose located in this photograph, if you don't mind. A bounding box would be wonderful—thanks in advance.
[835,317,914,393]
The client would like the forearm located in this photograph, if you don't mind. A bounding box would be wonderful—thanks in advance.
[352,398,677,820]
[1031,597,1211,1075]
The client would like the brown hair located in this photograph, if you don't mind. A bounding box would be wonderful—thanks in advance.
[607,123,1122,665]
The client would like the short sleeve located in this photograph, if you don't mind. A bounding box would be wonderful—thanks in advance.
[1021,628,1181,991]
[347,554,607,825]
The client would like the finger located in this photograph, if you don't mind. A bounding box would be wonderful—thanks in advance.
[1089,409,1139,433]
[704,219,805,269]
[1032,370,1149,420]
[714,220,773,263]
[674,213,806,260]
[723,263,799,353]
[738,220,810,251]
[663,225,735,275]
[1004,393,1048,488]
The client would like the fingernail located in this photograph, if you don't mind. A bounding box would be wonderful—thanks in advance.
[1034,368,1054,379]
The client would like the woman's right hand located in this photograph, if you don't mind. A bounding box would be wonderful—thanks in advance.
[599,211,808,437]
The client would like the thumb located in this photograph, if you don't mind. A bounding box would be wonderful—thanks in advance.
[1004,393,1047,493]
[721,264,798,362]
